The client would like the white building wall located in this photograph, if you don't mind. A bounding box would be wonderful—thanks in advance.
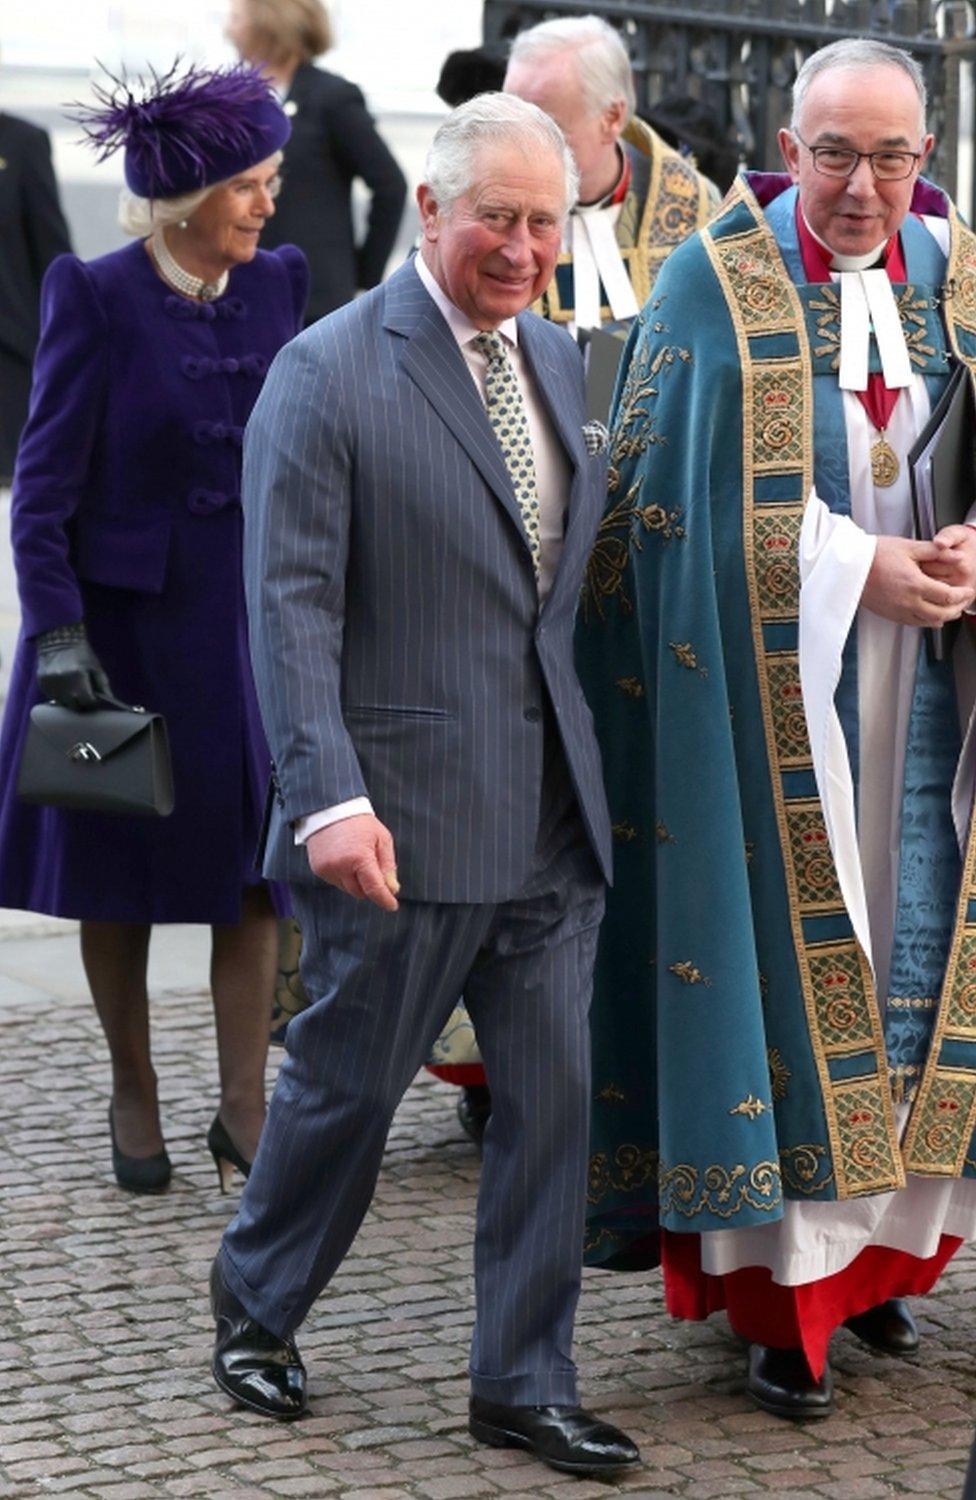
[1,0,484,258]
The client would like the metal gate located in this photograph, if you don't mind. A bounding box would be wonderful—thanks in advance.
[483,0,976,216]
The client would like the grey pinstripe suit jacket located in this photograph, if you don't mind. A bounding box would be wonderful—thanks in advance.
[242,258,612,902]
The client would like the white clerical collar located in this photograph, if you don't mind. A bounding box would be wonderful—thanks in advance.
[831,246,889,272]
[801,210,887,272]
[415,250,518,351]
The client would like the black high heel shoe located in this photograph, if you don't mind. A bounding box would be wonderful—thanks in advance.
[108,1104,171,1194]
[208,1113,253,1193]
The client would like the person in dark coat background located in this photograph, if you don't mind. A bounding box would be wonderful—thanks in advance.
[0,63,307,1198]
[0,108,72,483]
[226,0,407,324]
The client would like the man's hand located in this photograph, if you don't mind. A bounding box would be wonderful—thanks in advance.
[918,524,976,606]
[860,536,973,626]
[306,814,400,911]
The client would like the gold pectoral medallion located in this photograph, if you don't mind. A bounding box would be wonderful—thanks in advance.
[871,434,900,487]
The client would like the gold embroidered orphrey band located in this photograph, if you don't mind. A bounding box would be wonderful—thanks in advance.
[699,179,976,1193]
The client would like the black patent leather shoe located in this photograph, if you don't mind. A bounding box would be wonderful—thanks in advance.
[210,1256,307,1419]
[108,1105,171,1194]
[468,1396,641,1476]
[457,1085,492,1152]
[747,1344,834,1420]
[844,1298,919,1355]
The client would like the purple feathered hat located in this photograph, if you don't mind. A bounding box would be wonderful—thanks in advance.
[72,60,291,200]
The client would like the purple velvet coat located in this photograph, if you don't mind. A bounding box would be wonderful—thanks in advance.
[0,239,307,921]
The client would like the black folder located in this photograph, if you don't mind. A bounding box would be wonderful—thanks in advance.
[908,361,976,660]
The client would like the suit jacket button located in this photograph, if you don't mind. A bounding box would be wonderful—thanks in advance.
[524,706,541,722]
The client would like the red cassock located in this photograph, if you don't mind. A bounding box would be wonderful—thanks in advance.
[661,1229,961,1378]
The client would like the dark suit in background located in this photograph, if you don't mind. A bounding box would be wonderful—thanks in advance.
[0,113,72,481]
[260,63,406,324]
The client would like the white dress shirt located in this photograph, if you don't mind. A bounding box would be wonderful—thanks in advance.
[295,251,572,846]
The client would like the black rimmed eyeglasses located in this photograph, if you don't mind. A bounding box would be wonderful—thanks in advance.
[793,131,924,181]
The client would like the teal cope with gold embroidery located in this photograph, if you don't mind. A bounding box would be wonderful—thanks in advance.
[576,170,976,1261]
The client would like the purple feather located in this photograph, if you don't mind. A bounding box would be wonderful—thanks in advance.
[70,60,276,196]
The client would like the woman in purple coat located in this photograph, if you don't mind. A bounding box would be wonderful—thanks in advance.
[0,65,308,1194]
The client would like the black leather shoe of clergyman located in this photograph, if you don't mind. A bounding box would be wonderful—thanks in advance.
[469,1397,641,1476]
[844,1298,919,1355]
[210,1257,307,1419]
[747,1344,834,1420]
[456,1084,492,1152]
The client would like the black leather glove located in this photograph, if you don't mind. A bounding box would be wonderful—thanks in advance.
[35,622,111,710]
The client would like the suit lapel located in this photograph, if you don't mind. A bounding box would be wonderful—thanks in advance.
[517,313,584,473]
[386,264,536,562]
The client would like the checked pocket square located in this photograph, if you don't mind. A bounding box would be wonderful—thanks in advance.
[582,419,610,456]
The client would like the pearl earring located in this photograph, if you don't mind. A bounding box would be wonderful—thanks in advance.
[178,219,188,229]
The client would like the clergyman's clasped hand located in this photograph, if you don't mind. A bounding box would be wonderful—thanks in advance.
[861,525,976,627]
[306,813,400,910]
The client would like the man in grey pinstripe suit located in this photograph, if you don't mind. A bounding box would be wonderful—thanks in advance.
[210,93,640,1479]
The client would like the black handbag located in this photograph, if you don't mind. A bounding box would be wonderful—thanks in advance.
[16,693,175,817]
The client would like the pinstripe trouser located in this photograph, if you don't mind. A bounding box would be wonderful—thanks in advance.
[219,784,604,1406]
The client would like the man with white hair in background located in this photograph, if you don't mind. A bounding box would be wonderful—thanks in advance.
[504,13,719,336]
[577,36,976,1420]
[209,91,640,1479]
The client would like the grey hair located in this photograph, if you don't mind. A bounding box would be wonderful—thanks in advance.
[791,39,927,132]
[117,149,284,236]
[425,92,579,215]
[507,14,635,124]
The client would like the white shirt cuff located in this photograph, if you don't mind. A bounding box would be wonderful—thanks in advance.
[294,797,374,845]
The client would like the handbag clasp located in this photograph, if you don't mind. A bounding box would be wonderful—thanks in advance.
[68,742,103,764]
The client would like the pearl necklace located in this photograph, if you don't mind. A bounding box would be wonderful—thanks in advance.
[151,229,229,302]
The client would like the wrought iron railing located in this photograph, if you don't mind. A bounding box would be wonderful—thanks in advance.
[483,0,976,216]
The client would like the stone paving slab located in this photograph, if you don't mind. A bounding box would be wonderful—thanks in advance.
[0,934,975,1498]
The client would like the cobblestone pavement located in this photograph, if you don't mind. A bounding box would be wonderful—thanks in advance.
[1,927,975,1500]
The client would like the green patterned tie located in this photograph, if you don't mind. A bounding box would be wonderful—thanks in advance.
[473,330,541,573]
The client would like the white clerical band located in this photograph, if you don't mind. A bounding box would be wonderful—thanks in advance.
[838,273,871,391]
[571,205,640,331]
[862,270,913,388]
[837,270,912,392]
